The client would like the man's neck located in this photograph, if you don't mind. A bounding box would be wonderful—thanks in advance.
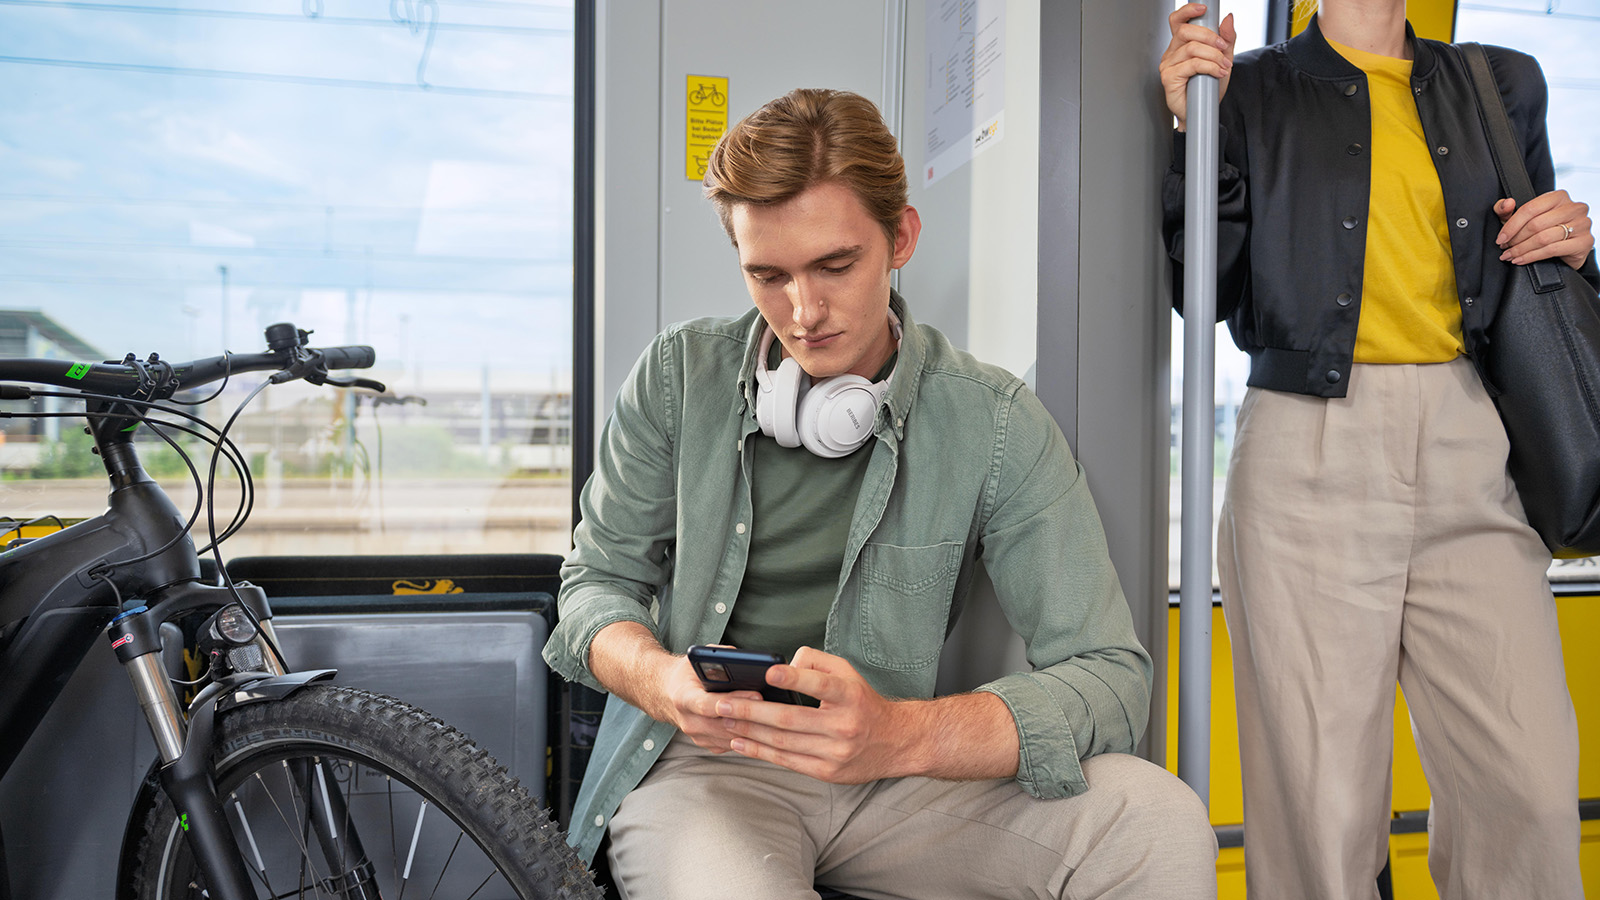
[1318,1,1410,60]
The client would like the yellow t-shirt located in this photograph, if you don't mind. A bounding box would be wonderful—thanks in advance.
[1329,37,1464,364]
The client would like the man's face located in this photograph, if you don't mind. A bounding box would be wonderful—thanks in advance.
[731,180,920,380]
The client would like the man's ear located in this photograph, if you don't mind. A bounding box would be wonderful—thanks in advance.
[890,205,922,270]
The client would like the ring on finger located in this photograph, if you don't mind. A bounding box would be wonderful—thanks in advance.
[1561,223,1575,241]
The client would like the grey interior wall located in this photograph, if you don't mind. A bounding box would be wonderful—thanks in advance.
[597,0,899,414]
[1036,0,1175,756]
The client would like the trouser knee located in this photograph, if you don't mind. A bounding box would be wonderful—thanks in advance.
[1083,754,1217,859]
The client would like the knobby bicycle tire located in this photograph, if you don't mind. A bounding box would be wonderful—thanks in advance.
[129,683,601,900]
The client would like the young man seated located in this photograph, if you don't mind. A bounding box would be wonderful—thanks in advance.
[544,87,1216,900]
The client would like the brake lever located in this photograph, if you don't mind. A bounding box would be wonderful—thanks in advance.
[322,375,387,393]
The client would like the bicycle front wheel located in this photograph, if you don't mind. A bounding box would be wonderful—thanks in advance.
[130,683,600,900]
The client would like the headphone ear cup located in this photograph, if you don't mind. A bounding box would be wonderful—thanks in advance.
[767,357,804,448]
[796,375,882,458]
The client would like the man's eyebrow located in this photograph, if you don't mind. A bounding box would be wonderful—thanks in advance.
[741,245,864,274]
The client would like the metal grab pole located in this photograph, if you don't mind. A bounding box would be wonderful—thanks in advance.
[1178,3,1221,809]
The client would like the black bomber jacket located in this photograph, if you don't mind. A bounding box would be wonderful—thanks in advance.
[1163,15,1600,398]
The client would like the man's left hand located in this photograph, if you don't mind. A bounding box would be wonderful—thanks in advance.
[713,646,920,783]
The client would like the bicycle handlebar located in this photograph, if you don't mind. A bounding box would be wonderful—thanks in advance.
[0,323,381,401]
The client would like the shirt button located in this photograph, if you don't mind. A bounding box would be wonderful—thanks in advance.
[735,522,746,535]
[643,739,655,751]
[594,815,605,828]
[715,602,727,614]
[1456,217,1469,228]
[1326,370,1342,384]
[1342,216,1359,230]
[1346,143,1363,156]
[1336,292,1353,307]
[1343,83,1359,96]
[1436,145,1449,156]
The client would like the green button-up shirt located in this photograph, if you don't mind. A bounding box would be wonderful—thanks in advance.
[543,294,1152,863]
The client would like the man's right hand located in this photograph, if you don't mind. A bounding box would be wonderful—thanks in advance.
[588,621,762,753]
[654,652,763,753]
[1160,3,1236,131]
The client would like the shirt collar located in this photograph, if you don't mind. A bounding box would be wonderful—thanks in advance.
[1286,14,1433,82]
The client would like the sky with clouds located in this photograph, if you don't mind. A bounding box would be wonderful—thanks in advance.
[0,0,575,391]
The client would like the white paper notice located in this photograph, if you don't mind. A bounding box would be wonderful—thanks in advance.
[924,0,1005,187]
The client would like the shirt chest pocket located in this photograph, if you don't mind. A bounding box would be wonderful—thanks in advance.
[858,541,963,672]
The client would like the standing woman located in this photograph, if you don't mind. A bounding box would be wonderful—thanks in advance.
[1159,1,1597,898]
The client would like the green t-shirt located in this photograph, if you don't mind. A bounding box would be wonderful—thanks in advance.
[723,350,895,662]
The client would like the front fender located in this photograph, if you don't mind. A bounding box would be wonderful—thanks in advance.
[114,669,337,899]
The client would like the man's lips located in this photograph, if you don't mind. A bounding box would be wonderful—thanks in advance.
[796,332,841,348]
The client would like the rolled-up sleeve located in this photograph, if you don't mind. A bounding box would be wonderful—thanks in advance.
[543,335,680,691]
[973,388,1153,798]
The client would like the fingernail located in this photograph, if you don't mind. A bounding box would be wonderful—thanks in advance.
[729,739,747,753]
[717,700,733,715]
[1500,251,1511,261]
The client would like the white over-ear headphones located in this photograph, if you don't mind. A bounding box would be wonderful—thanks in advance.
[753,313,901,458]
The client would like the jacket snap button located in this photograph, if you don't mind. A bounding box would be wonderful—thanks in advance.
[1342,216,1358,230]
[1343,83,1358,96]
[1326,370,1342,384]
[1456,217,1469,228]
[1336,292,1353,307]
[1346,143,1363,156]
[1436,145,1449,156]
[1465,296,1475,307]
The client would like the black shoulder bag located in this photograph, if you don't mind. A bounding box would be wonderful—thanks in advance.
[1461,42,1600,556]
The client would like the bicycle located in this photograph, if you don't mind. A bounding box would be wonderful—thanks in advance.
[0,323,600,900]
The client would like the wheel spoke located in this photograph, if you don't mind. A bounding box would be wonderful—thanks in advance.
[426,833,464,900]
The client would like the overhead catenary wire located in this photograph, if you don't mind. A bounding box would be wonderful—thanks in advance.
[0,0,572,35]
[0,54,569,102]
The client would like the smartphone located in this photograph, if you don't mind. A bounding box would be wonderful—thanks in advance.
[686,645,799,704]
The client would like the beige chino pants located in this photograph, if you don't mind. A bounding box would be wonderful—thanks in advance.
[606,732,1218,900]
[1219,359,1581,899]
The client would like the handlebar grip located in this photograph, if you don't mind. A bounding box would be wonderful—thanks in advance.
[314,346,376,370]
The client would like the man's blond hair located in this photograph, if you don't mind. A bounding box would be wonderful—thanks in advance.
[703,88,907,246]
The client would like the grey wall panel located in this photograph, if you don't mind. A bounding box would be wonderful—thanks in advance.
[656,0,892,328]
[597,0,666,426]
[1038,0,1175,756]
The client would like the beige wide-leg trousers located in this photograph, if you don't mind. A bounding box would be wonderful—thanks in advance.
[606,732,1218,900]
[1219,359,1581,900]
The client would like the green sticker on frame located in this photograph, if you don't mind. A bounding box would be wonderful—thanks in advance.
[66,363,90,380]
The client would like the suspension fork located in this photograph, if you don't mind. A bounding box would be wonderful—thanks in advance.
[113,602,379,899]
[109,607,256,900]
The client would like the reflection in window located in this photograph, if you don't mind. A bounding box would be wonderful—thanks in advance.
[0,0,576,557]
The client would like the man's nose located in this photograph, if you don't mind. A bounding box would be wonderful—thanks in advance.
[790,279,826,330]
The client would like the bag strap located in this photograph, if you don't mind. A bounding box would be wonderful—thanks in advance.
[1459,42,1566,293]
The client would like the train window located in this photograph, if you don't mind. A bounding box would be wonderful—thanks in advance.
[1169,0,1270,590]
[0,1,576,558]
[1457,0,1600,582]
